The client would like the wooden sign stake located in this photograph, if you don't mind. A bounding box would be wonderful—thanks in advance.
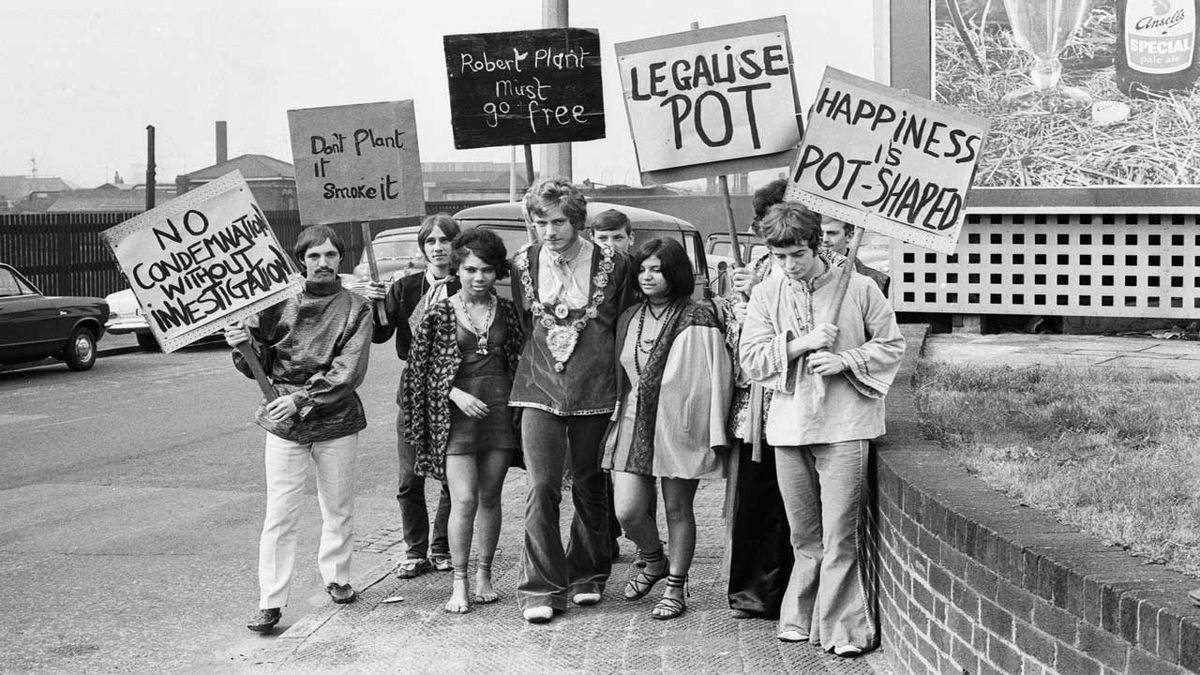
[236,342,278,400]
[361,222,388,325]
[827,226,865,327]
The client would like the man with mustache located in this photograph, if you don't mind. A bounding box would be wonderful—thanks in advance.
[225,224,374,633]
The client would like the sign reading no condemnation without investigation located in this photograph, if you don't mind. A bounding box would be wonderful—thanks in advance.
[102,171,303,352]
[444,28,605,149]
[787,68,990,254]
[287,100,425,226]
[616,16,802,183]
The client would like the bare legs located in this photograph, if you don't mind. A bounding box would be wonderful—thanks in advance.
[612,472,698,617]
[444,449,510,613]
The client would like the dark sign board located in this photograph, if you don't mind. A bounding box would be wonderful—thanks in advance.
[444,28,605,149]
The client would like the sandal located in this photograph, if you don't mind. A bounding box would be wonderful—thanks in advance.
[650,574,688,620]
[624,557,669,600]
[651,596,687,620]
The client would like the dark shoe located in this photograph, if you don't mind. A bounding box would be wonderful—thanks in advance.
[429,554,454,572]
[730,608,762,619]
[326,582,357,604]
[395,558,431,579]
[246,608,281,633]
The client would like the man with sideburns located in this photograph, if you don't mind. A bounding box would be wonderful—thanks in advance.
[225,224,373,633]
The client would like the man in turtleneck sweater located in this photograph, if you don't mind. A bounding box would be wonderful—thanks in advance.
[225,224,374,633]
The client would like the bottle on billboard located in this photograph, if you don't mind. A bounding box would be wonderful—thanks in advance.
[1116,0,1200,96]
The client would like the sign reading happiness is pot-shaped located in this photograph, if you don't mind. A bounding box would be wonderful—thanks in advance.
[616,16,802,182]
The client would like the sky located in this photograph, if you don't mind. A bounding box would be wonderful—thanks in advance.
[0,1,877,189]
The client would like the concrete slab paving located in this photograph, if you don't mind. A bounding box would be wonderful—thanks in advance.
[924,333,1200,376]
[249,475,891,675]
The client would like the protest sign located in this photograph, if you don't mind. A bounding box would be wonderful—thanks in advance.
[785,67,990,254]
[287,100,425,226]
[444,28,605,149]
[102,171,303,353]
[616,16,802,184]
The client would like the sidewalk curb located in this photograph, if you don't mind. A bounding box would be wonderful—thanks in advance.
[256,558,399,665]
[99,345,142,358]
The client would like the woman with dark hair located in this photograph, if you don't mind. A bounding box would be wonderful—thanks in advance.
[601,237,733,620]
[401,228,525,614]
[368,213,462,580]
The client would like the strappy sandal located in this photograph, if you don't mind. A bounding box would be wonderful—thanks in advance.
[651,574,688,620]
[651,595,686,620]
[624,559,669,600]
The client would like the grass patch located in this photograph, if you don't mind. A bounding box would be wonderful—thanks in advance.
[915,360,1200,576]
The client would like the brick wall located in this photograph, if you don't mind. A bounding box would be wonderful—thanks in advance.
[877,325,1200,674]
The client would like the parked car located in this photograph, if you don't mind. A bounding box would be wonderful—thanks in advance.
[0,263,107,371]
[343,225,424,291]
[104,287,226,352]
[452,201,715,300]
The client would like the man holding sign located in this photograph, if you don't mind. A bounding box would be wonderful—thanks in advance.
[225,225,374,633]
[739,203,904,656]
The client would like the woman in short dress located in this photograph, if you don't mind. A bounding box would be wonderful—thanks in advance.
[402,228,525,613]
[602,237,733,620]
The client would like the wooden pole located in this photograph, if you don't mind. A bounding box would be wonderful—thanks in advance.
[236,342,278,400]
[827,226,865,327]
[523,145,537,243]
[361,223,388,325]
[718,175,745,268]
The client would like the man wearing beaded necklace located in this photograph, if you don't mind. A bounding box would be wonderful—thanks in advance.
[510,178,635,624]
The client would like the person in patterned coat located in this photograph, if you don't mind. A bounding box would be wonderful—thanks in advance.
[401,228,525,615]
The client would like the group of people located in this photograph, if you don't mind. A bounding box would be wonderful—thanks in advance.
[224,176,904,658]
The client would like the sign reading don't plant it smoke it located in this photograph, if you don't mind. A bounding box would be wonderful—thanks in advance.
[287,99,425,226]
[444,28,605,149]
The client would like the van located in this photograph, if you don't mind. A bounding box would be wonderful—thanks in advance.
[453,201,717,300]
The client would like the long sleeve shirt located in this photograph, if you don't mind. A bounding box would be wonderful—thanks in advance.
[233,278,373,444]
[739,268,905,446]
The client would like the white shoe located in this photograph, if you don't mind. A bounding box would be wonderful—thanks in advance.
[572,592,601,606]
[833,645,863,657]
[522,606,554,623]
[777,630,809,642]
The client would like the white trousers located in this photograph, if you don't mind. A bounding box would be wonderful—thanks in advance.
[259,432,358,609]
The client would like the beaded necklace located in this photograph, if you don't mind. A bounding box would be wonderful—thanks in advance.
[516,243,616,372]
[633,299,676,378]
[454,293,496,355]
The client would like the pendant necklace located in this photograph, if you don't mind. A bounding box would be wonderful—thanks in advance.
[457,293,496,355]
[634,300,674,377]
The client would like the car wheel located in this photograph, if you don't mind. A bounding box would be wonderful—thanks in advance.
[136,332,161,352]
[63,326,97,371]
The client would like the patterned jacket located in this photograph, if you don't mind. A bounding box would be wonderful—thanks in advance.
[400,296,524,480]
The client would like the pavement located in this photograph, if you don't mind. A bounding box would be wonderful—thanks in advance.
[222,328,1200,674]
[922,331,1200,376]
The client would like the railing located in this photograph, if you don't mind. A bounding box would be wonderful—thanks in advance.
[0,202,502,298]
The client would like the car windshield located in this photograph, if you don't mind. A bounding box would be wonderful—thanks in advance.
[0,268,35,297]
[369,240,419,260]
[477,225,703,276]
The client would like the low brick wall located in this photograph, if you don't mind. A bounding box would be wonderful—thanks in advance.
[877,324,1200,674]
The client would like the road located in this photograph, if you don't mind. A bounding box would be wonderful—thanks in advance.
[0,340,411,673]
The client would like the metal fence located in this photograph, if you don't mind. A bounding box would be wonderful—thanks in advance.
[0,202,497,298]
